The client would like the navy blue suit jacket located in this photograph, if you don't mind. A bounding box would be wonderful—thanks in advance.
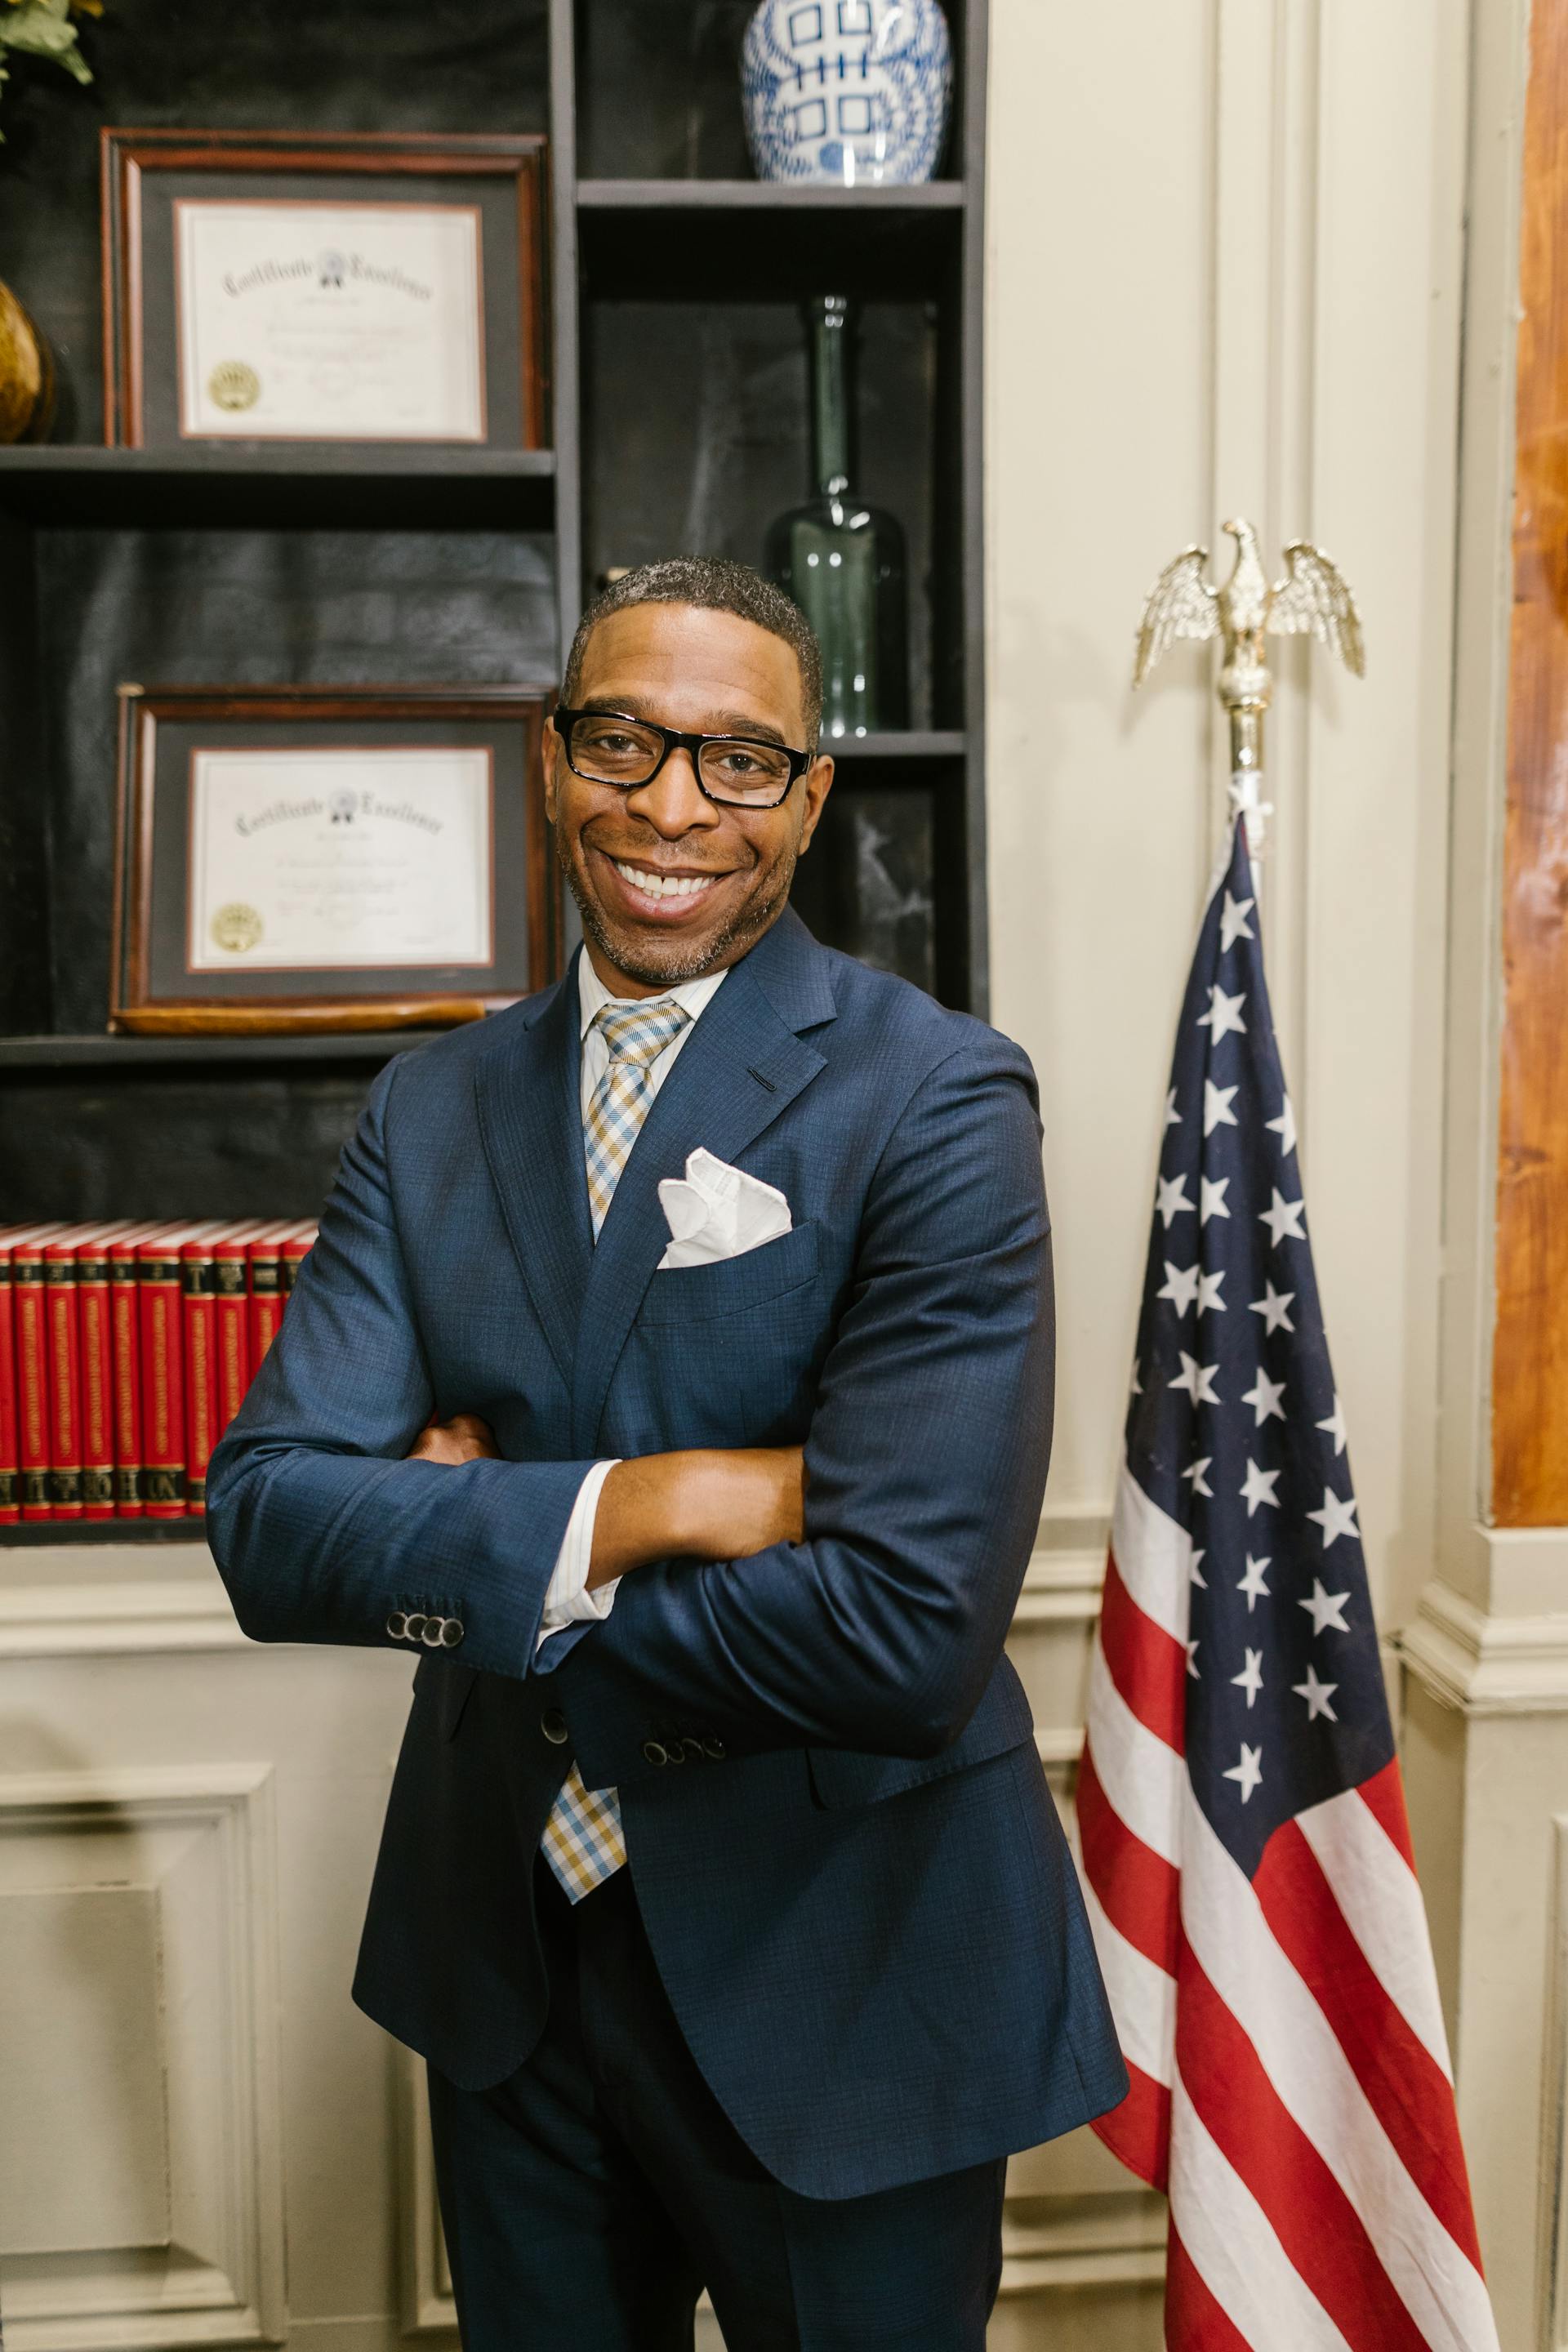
[207,908,1125,2198]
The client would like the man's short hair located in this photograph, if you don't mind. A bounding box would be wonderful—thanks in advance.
[562,557,824,750]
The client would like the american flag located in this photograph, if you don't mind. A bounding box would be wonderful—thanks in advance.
[1080,818,1497,2350]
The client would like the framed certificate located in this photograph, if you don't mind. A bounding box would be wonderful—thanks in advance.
[100,129,548,450]
[109,685,559,1033]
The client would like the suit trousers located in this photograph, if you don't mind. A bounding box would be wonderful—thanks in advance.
[425,1857,1007,2352]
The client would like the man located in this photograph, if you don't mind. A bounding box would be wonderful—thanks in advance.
[207,557,1125,2352]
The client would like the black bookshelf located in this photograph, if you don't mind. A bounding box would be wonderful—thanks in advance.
[0,0,990,1538]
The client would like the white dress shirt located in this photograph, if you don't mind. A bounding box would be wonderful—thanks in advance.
[532,952,728,1652]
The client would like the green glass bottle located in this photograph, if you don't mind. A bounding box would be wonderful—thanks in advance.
[765,296,909,737]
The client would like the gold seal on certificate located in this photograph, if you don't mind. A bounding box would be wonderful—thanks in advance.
[187,747,495,972]
[175,199,487,442]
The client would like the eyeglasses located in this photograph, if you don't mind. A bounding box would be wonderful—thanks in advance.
[553,706,813,810]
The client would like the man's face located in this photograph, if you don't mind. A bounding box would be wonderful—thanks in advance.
[542,601,834,995]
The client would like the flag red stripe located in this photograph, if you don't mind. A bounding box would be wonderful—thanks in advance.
[1100,1551,1187,1753]
[1078,1744,1180,1976]
[1089,2056,1169,2192]
[1175,1937,1432,2352]
[1356,1757,1417,1871]
[1254,1820,1484,2270]
[1165,2225,1254,2352]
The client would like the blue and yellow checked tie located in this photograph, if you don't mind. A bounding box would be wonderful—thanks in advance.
[541,996,691,1902]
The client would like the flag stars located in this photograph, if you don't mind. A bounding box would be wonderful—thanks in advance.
[1183,1456,1214,1499]
[1300,1579,1352,1637]
[1267,1095,1298,1157]
[1184,1637,1200,1680]
[1165,1087,1182,1129]
[1219,890,1256,952]
[1223,1743,1263,1803]
[1158,1260,1201,1316]
[1306,1487,1361,1548]
[1231,1648,1264,1709]
[1200,1175,1231,1224]
[1249,1281,1296,1334]
[1189,1548,1208,1589]
[1156,1172,1196,1228]
[1241,1368,1286,1426]
[1204,1080,1239,1136]
[1197,983,1248,1045]
[1259,1188,1308,1248]
[1316,1394,1348,1455]
[1196,1268,1227,1316]
[1169,1353,1221,1406]
[1240,1459,1281,1517]
[1236,1553,1272,1612]
[1293,1664,1339,1722]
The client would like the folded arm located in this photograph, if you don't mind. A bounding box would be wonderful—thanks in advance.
[550,1032,1054,1788]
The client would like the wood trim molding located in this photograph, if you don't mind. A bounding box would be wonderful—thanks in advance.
[1399,1575,1568,1713]
[1494,0,1568,1521]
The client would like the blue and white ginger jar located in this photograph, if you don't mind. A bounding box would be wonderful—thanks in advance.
[742,0,952,187]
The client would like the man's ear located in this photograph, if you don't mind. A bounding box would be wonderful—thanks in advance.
[796,753,835,855]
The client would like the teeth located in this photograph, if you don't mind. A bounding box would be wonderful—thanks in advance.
[612,860,718,902]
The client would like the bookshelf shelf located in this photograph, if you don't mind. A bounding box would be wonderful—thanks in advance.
[0,1521,210,1548]
[576,179,966,209]
[0,444,559,530]
[0,1032,446,1071]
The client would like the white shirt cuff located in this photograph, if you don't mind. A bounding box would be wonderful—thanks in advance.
[535,1459,621,1655]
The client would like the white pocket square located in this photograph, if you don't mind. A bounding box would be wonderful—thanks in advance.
[657,1148,793,1271]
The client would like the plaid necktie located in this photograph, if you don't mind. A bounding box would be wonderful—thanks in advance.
[541,996,691,1902]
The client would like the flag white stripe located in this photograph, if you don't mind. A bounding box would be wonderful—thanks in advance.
[1082,1873,1174,2087]
[1110,1454,1192,1642]
[1169,2062,1355,2352]
[1085,1647,1183,1866]
[1296,1786,1454,2082]
[1179,1787,1500,2352]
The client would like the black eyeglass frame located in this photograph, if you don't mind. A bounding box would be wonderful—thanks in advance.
[552,706,815,810]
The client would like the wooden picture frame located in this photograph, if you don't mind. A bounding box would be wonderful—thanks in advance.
[109,684,560,1035]
[100,127,550,451]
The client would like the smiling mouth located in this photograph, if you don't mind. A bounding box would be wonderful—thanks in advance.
[603,853,735,905]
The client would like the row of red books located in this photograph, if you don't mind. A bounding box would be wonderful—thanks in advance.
[0,1219,318,1525]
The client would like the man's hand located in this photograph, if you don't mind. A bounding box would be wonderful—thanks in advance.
[589,1446,805,1588]
[408,1414,499,1467]
[404,1419,805,1589]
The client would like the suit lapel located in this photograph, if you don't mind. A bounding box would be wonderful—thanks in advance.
[570,911,837,1454]
[474,964,592,1385]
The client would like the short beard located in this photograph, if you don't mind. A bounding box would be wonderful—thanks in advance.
[558,829,798,989]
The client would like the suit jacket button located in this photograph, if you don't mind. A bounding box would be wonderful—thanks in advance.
[701,1737,727,1761]
[680,1737,706,1762]
[441,1617,464,1646]
[385,1610,408,1640]
[404,1613,428,1642]
[421,1616,445,1646]
[541,1708,569,1745]
[642,1739,670,1767]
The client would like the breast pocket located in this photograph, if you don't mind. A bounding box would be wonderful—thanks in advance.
[623,1221,827,1446]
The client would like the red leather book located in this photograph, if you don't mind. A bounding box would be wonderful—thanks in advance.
[212,1220,270,1437]
[75,1224,133,1520]
[247,1222,297,1375]
[280,1223,318,1307]
[0,1223,63,1524]
[12,1223,65,1521]
[109,1223,171,1517]
[45,1223,131,1521]
[183,1224,250,1517]
[138,1223,220,1521]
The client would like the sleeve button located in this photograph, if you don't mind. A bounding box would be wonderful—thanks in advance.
[701,1737,727,1762]
[541,1708,569,1745]
[385,1611,408,1640]
[441,1617,464,1646]
[421,1616,446,1646]
[641,1739,670,1767]
[680,1738,706,1762]
[404,1614,428,1642]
